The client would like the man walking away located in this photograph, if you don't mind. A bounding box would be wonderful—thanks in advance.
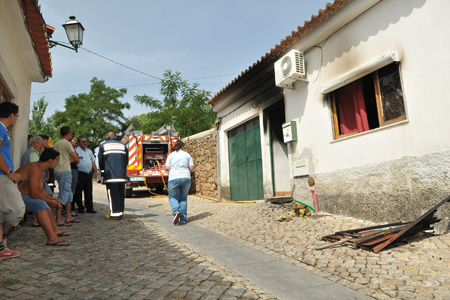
[0,102,25,259]
[98,132,128,220]
[74,135,98,213]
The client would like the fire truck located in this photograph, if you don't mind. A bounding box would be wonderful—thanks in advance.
[122,125,180,197]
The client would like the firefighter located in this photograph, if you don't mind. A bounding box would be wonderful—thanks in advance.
[98,132,128,220]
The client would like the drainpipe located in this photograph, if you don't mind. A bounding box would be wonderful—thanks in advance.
[268,120,275,197]
[216,118,222,200]
[308,177,319,213]
[311,187,320,213]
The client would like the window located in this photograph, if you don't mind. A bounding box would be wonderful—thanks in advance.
[331,63,406,139]
[0,78,12,103]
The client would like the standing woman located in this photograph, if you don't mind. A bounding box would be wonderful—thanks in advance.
[165,140,194,225]
[69,136,80,212]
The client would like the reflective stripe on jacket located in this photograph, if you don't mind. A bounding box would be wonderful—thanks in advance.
[98,137,128,183]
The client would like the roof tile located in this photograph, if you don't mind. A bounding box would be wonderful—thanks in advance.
[21,0,53,78]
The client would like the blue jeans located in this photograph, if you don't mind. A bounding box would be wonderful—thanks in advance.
[55,171,73,205]
[168,178,191,222]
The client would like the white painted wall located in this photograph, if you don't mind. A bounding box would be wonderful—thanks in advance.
[217,97,259,186]
[284,0,447,175]
[216,85,282,199]
[0,0,44,169]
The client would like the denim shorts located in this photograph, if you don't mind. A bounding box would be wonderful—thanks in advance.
[21,194,49,214]
[55,171,73,205]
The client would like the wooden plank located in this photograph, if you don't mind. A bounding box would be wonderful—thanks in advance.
[334,221,410,235]
[357,233,396,247]
[372,195,450,252]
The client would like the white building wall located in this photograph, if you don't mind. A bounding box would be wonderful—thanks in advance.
[283,0,450,227]
[211,0,450,225]
[216,86,282,200]
[287,0,449,174]
[0,0,40,169]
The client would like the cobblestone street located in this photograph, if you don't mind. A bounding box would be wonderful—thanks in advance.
[3,183,450,299]
[1,189,276,299]
[124,186,450,300]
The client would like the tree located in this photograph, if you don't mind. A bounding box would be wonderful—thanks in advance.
[28,97,57,138]
[52,77,130,149]
[130,70,216,137]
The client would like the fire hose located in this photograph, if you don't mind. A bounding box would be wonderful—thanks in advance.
[143,161,255,203]
[193,194,256,204]
[142,161,167,198]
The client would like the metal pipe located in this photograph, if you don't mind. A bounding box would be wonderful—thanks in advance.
[311,188,319,213]
[216,118,222,200]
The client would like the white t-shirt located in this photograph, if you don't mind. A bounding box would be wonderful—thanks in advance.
[166,150,194,181]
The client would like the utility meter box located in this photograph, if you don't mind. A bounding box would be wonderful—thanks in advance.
[282,121,297,143]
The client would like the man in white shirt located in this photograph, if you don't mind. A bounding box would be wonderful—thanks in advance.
[74,135,97,213]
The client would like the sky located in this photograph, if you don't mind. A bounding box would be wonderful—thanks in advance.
[31,0,330,119]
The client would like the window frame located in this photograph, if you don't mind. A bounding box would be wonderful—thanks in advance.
[331,64,406,139]
[0,78,12,103]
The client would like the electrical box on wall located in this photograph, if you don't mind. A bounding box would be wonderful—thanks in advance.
[293,159,309,177]
[282,121,297,143]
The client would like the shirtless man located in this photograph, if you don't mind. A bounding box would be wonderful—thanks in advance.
[16,148,70,246]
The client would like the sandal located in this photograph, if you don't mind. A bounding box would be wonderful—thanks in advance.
[57,231,71,237]
[56,222,72,227]
[46,240,70,246]
[66,219,80,223]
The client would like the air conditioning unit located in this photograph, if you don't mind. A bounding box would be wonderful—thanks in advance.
[274,49,307,89]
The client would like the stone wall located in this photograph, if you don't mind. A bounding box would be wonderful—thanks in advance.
[292,150,450,233]
[183,128,218,198]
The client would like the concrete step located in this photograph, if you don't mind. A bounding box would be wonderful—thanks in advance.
[267,196,292,204]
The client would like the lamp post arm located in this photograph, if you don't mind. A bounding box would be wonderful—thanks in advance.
[48,40,78,52]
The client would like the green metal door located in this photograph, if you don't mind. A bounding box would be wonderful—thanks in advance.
[228,117,264,201]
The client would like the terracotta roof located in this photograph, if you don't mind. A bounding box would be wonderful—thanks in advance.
[207,0,349,105]
[21,0,53,78]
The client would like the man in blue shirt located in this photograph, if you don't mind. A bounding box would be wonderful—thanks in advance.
[0,102,25,259]
[74,135,98,213]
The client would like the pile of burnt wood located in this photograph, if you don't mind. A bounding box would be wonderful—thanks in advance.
[318,196,450,252]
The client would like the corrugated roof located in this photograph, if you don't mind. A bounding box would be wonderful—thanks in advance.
[21,0,53,78]
[207,0,350,105]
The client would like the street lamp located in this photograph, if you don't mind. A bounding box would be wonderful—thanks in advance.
[49,16,85,52]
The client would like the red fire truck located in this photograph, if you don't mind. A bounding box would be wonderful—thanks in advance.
[122,125,180,197]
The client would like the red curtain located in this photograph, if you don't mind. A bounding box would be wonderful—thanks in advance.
[336,79,369,135]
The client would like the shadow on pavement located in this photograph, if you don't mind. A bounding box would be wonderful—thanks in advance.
[147,203,164,209]
[188,211,213,222]
[132,189,169,198]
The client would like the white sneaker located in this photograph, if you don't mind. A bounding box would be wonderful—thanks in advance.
[173,211,181,225]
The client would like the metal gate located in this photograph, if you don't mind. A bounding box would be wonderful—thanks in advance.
[228,117,264,201]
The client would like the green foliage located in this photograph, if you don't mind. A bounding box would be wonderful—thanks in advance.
[28,97,57,138]
[131,70,216,137]
[52,77,130,149]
